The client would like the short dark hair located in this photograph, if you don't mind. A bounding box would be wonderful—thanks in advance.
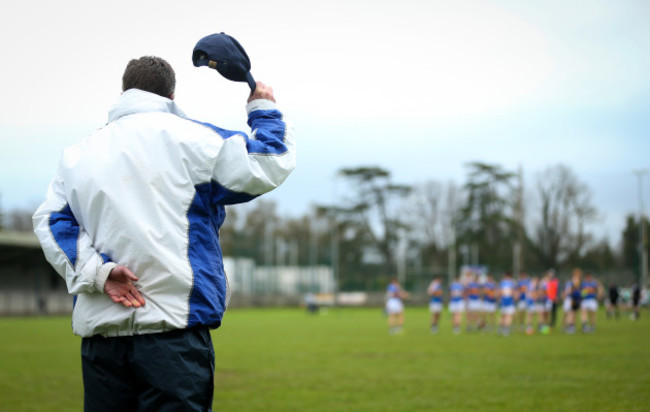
[122,56,175,98]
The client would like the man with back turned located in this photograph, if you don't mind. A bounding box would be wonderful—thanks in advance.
[33,56,295,411]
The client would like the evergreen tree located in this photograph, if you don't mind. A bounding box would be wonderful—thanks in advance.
[457,162,516,272]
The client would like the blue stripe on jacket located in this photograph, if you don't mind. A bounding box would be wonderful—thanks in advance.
[190,108,288,156]
[186,181,257,329]
[48,204,80,268]
[246,109,288,155]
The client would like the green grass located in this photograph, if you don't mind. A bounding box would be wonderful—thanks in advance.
[0,308,648,411]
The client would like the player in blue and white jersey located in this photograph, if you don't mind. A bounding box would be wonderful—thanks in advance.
[515,272,531,331]
[498,273,516,336]
[525,277,540,334]
[561,278,575,318]
[427,276,444,333]
[480,274,498,332]
[525,276,550,334]
[466,275,482,332]
[386,278,409,335]
[537,275,551,333]
[562,268,583,334]
[580,272,603,333]
[448,276,466,334]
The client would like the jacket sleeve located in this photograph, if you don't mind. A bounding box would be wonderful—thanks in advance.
[209,99,296,204]
[32,171,117,295]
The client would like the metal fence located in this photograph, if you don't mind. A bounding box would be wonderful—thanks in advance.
[224,257,335,295]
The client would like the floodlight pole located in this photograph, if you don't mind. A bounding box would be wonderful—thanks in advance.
[330,211,339,306]
[633,169,648,290]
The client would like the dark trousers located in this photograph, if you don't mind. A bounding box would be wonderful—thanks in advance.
[550,301,558,327]
[81,327,215,412]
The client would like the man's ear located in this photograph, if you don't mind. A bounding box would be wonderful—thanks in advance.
[169,93,175,100]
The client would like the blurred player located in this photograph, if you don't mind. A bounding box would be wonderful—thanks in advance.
[515,272,531,331]
[498,272,516,336]
[538,273,551,334]
[427,276,444,333]
[562,276,573,325]
[563,268,583,334]
[448,276,466,334]
[580,272,603,333]
[606,283,620,319]
[546,269,559,328]
[631,283,641,320]
[525,277,540,335]
[481,274,498,332]
[466,274,482,332]
[386,278,409,335]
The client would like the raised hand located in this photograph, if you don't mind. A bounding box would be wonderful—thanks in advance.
[248,81,276,103]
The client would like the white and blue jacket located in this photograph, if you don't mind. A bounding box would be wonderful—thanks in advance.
[32,89,295,337]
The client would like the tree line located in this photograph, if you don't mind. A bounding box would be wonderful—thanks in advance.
[1,162,646,291]
[219,162,644,291]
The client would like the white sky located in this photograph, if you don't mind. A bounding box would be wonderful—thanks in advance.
[1,0,649,244]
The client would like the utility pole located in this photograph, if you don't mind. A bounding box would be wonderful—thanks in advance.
[513,165,523,277]
[264,222,275,294]
[330,210,339,305]
[309,219,318,292]
[397,232,407,286]
[633,169,648,290]
[471,244,479,266]
[448,225,456,286]
[330,174,340,305]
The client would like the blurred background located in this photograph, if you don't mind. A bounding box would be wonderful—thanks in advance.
[1,0,649,314]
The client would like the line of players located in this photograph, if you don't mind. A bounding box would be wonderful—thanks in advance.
[425,268,603,336]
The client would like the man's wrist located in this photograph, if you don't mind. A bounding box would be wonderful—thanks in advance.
[95,262,117,293]
[246,99,276,114]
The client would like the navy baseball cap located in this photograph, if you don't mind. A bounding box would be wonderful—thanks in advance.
[192,32,256,91]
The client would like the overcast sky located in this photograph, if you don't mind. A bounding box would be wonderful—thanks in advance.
[1,0,649,244]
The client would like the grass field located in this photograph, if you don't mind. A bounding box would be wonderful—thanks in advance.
[0,307,648,411]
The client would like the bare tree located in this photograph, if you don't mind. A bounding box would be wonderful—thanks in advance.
[408,181,443,247]
[532,164,598,269]
[406,180,460,267]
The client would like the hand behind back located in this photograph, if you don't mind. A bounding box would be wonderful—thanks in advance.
[104,265,146,308]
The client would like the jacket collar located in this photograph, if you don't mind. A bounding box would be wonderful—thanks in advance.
[108,89,187,122]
